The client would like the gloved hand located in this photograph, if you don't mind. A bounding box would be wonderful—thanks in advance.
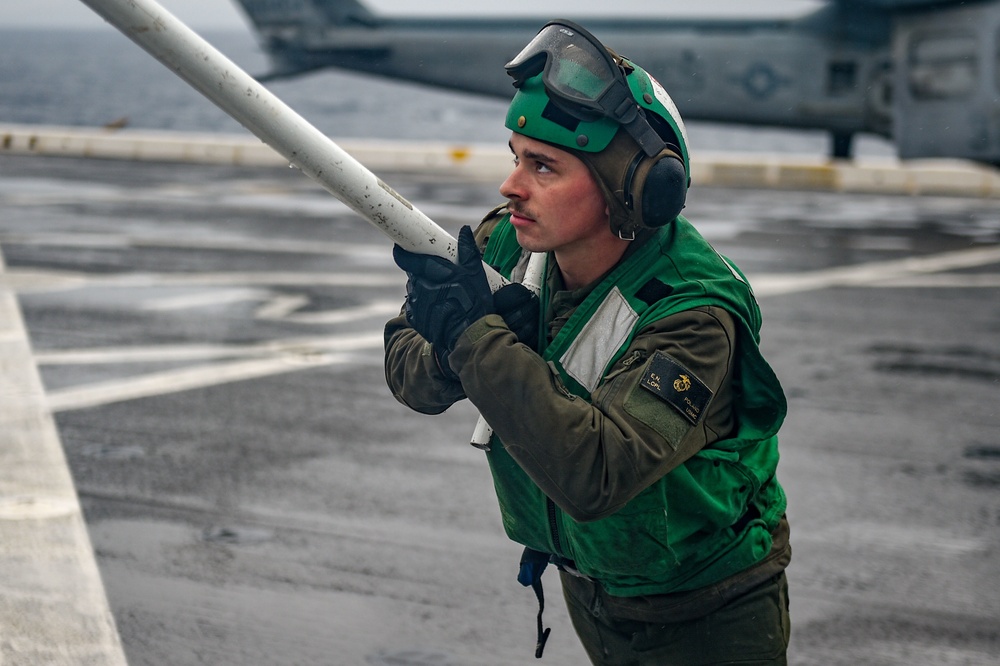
[392,225,494,354]
[494,282,540,351]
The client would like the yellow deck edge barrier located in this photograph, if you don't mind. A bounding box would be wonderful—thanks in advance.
[2,123,998,198]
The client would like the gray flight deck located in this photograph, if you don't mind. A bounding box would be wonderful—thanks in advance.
[1,150,998,665]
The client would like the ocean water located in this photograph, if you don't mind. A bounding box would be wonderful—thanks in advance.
[0,28,896,157]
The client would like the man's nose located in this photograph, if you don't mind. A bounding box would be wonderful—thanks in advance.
[500,164,526,201]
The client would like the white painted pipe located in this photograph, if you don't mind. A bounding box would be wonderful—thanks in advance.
[76,0,505,289]
[469,251,545,449]
[77,0,515,447]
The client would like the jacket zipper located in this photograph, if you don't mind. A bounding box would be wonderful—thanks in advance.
[546,351,645,555]
[547,498,562,554]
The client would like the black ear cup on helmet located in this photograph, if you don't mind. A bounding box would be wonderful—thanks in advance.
[575,130,688,239]
[620,146,686,231]
[637,151,687,228]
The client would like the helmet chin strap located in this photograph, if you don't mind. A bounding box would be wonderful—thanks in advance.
[621,151,645,212]
[617,227,637,242]
[613,150,644,241]
[618,149,648,242]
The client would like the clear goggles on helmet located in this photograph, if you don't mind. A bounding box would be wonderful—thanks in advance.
[505,20,666,156]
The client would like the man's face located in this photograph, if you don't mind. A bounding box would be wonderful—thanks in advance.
[500,132,610,256]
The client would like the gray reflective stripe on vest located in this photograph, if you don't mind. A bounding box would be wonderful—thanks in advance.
[715,250,754,297]
[560,286,639,393]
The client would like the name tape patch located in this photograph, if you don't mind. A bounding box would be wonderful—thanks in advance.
[638,351,714,425]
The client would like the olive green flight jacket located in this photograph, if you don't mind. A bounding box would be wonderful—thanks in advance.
[385,213,787,597]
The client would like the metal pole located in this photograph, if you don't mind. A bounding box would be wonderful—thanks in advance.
[76,0,502,286]
[77,0,517,448]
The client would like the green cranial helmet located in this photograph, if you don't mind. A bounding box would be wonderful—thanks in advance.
[504,20,690,238]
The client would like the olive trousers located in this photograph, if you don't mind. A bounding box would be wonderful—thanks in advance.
[561,571,790,666]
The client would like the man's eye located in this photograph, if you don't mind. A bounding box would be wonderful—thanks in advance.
[536,162,552,173]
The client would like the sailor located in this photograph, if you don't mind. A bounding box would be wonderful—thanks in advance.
[384,19,791,664]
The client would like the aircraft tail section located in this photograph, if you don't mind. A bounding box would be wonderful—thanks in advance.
[232,0,378,30]
[312,0,379,26]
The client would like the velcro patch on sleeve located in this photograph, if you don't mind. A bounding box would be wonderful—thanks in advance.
[638,351,714,425]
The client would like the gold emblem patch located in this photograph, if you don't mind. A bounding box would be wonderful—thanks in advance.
[673,374,692,392]
[639,352,714,425]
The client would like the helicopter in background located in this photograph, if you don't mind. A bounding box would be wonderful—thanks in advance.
[232,0,1000,166]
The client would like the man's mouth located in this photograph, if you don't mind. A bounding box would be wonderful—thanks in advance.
[508,205,535,224]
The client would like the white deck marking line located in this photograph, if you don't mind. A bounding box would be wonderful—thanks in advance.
[142,288,268,311]
[873,273,1000,288]
[145,292,400,321]
[0,243,128,661]
[751,245,1000,296]
[45,340,384,413]
[252,294,310,319]
[33,331,385,365]
[799,521,987,557]
[5,269,403,293]
[257,299,401,324]
[0,232,386,257]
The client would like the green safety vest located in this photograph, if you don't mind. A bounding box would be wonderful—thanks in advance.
[481,214,787,597]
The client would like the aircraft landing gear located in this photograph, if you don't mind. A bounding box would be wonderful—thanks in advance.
[831,131,854,160]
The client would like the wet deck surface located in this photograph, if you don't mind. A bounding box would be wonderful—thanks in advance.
[2,153,999,665]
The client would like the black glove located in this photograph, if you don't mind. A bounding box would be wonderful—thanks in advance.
[393,225,494,353]
[494,282,540,351]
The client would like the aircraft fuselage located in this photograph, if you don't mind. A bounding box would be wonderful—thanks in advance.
[238,0,1000,164]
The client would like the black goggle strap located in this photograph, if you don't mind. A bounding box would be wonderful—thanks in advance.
[596,84,666,158]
